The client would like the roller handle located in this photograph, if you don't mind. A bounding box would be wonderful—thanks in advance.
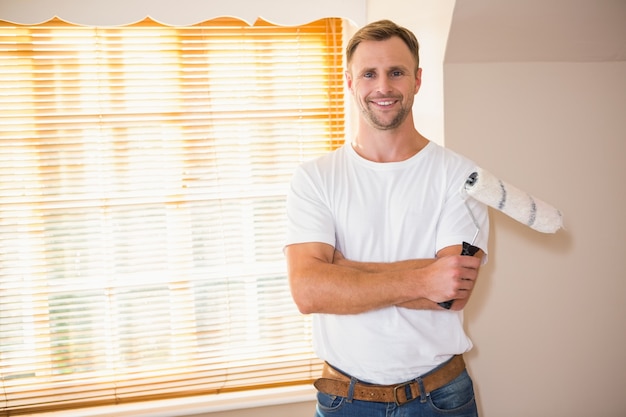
[438,241,481,310]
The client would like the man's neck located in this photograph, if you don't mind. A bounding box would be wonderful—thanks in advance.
[351,125,429,163]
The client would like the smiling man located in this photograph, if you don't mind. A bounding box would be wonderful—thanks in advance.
[284,20,489,417]
[348,38,418,134]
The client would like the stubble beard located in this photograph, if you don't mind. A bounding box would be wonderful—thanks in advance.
[361,97,411,131]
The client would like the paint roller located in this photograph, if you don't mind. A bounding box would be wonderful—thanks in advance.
[462,167,563,234]
[438,166,563,309]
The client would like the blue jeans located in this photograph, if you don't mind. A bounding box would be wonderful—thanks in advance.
[314,369,478,417]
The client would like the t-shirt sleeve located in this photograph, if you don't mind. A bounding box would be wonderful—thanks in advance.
[284,164,336,249]
[435,162,490,260]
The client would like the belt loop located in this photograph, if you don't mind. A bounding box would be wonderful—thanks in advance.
[346,377,358,403]
[416,377,427,403]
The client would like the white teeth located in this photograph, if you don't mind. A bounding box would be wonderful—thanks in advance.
[377,101,394,106]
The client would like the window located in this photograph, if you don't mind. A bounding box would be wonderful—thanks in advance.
[0,17,345,415]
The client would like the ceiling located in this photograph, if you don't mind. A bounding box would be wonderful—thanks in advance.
[445,0,626,62]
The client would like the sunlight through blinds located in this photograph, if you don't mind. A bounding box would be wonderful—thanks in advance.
[0,16,345,415]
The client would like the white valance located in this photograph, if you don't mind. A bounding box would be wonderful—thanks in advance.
[0,0,366,26]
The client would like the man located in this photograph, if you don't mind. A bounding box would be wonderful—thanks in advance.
[284,19,489,417]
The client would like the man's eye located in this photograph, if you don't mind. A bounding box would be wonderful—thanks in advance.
[363,72,374,78]
[391,71,403,77]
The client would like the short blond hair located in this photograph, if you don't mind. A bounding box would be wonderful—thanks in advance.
[346,20,420,72]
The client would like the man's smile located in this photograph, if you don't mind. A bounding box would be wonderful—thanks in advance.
[369,97,399,107]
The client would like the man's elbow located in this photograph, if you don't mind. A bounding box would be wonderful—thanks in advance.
[290,287,317,315]
[288,276,318,315]
[285,244,334,315]
[294,299,316,315]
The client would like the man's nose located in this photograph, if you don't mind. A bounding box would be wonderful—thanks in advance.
[375,76,393,94]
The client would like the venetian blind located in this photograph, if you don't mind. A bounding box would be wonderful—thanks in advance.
[0,17,344,415]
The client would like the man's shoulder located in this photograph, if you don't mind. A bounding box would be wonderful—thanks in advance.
[423,142,476,168]
[298,143,348,170]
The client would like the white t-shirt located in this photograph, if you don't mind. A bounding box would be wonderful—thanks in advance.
[285,141,489,384]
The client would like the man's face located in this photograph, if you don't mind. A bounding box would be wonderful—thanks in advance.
[346,37,421,131]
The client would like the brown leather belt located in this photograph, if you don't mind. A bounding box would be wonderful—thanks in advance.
[314,355,465,406]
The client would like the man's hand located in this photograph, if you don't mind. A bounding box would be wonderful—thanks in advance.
[415,253,481,309]
[429,245,485,310]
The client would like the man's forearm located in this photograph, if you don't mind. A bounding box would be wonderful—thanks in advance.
[332,251,442,310]
[332,250,435,272]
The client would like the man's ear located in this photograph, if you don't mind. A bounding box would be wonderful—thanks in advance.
[345,70,353,91]
[414,67,422,94]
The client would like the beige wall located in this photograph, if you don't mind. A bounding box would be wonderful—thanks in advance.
[445,60,626,417]
[444,1,626,415]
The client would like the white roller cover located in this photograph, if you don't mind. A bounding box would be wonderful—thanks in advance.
[462,167,563,233]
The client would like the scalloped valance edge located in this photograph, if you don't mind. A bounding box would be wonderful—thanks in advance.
[0,0,366,27]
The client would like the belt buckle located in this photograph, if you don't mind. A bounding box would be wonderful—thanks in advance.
[393,382,418,406]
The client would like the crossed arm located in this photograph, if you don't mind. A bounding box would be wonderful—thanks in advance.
[284,242,485,315]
